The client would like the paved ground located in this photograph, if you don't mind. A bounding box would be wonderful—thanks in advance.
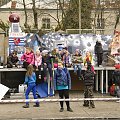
[0,91,120,120]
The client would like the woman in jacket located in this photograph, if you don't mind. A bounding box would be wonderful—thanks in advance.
[54,61,73,112]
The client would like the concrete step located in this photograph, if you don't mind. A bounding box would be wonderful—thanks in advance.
[10,92,34,99]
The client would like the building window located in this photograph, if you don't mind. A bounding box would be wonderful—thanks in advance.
[96,18,105,29]
[42,18,50,29]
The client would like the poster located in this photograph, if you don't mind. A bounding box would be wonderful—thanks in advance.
[0,84,9,100]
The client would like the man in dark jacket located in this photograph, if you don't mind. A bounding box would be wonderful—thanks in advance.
[94,40,103,67]
[83,62,95,108]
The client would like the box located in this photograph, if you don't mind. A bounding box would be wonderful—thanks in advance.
[19,84,27,93]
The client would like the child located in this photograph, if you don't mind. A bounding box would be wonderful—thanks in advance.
[62,49,72,67]
[7,50,19,68]
[21,47,35,69]
[54,61,73,112]
[83,62,95,109]
[42,51,53,81]
[23,64,39,108]
[72,49,83,80]
[51,48,61,68]
[35,49,42,79]
[83,51,93,66]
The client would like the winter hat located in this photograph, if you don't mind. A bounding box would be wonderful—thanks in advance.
[75,49,79,52]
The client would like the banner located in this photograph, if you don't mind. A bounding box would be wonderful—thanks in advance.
[0,84,9,100]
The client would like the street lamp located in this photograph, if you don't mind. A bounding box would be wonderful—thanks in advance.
[79,0,81,34]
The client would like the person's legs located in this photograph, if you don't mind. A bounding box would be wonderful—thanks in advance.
[43,64,47,81]
[32,84,39,107]
[38,65,41,79]
[23,62,29,69]
[58,90,64,112]
[88,86,95,108]
[73,65,77,73]
[83,86,89,107]
[64,90,73,112]
[77,64,83,80]
[99,53,103,65]
[48,63,53,80]
[23,84,32,108]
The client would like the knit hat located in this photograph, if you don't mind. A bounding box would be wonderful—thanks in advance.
[75,49,79,52]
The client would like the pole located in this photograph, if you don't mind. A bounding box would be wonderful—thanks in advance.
[79,0,81,34]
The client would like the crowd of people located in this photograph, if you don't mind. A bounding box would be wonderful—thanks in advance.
[6,39,120,111]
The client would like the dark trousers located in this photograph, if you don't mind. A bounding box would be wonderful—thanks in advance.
[43,63,53,78]
[38,65,41,75]
[58,90,70,109]
[96,53,103,66]
[23,62,29,69]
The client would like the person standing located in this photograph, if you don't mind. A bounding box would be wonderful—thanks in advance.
[94,40,103,67]
[23,64,39,108]
[54,62,73,112]
[83,61,95,109]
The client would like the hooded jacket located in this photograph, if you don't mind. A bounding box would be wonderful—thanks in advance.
[94,41,103,54]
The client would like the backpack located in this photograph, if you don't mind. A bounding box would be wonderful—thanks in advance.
[109,84,118,96]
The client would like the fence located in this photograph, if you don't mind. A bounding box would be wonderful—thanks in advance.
[66,29,115,35]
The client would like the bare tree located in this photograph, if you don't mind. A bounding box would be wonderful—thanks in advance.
[32,0,38,29]
[23,0,28,28]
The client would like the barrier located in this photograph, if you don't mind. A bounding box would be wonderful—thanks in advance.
[0,97,120,103]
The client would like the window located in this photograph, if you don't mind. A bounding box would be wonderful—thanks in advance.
[42,18,50,29]
[96,18,105,29]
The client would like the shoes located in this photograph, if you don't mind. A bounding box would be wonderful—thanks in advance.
[23,104,29,108]
[67,107,73,112]
[89,105,95,109]
[83,104,89,107]
[59,108,64,112]
[99,65,103,67]
[33,104,40,107]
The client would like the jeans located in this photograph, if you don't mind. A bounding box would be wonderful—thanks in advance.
[73,64,82,77]
[25,83,39,105]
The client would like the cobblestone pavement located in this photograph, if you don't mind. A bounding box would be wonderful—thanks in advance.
[0,92,120,120]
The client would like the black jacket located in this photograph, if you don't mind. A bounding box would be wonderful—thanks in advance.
[84,69,95,86]
[94,41,103,54]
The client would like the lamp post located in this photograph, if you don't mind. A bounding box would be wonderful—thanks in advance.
[79,0,81,34]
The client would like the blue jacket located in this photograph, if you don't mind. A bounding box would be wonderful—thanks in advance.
[24,72,36,85]
[54,67,71,90]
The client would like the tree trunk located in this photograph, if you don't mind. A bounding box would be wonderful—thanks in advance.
[23,0,28,28]
[32,0,38,29]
